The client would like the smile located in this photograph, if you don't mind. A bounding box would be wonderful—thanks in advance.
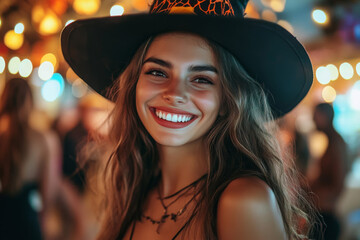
[155,109,192,123]
[149,107,197,129]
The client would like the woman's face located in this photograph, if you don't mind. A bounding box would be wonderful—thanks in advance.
[136,33,222,147]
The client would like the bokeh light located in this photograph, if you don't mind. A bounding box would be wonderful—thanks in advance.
[312,9,328,24]
[326,64,339,81]
[73,0,100,15]
[339,62,354,80]
[32,5,45,24]
[349,81,360,111]
[72,79,88,98]
[354,24,360,41]
[356,62,360,76]
[322,86,336,103]
[132,0,148,11]
[30,68,43,86]
[14,23,25,34]
[39,12,61,35]
[51,73,65,96]
[66,67,79,83]
[38,61,54,80]
[110,5,125,16]
[261,9,277,22]
[41,53,58,71]
[19,58,33,77]
[0,18,2,28]
[4,30,24,50]
[8,57,21,74]
[316,66,331,85]
[41,79,61,102]
[0,57,5,73]
[270,0,286,12]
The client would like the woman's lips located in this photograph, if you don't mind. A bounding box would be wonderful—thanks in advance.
[149,107,197,129]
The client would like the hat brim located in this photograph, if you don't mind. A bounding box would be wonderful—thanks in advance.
[61,14,313,117]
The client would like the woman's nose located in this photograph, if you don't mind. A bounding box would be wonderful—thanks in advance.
[162,79,188,105]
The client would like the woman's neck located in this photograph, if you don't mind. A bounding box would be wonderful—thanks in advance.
[157,139,208,197]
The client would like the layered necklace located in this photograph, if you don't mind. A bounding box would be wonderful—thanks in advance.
[141,175,206,234]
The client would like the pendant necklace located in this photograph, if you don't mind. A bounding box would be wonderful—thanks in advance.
[141,174,206,234]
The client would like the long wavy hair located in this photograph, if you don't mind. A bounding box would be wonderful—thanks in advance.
[96,34,315,240]
[0,78,33,194]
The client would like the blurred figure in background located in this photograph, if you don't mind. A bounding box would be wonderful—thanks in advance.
[0,78,49,240]
[310,102,348,240]
[62,93,112,195]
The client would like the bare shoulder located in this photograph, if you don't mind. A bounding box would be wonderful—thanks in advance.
[217,177,287,240]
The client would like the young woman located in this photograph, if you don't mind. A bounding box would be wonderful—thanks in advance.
[0,78,49,240]
[61,0,315,239]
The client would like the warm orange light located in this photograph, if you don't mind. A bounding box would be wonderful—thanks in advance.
[261,9,277,22]
[4,30,24,50]
[32,5,46,24]
[41,53,58,71]
[270,0,286,12]
[73,0,101,15]
[322,86,336,103]
[39,12,62,35]
[132,0,148,12]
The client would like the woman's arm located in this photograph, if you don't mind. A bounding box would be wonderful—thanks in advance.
[217,177,286,240]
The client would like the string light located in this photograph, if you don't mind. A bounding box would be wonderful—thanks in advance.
[322,86,336,103]
[312,9,328,25]
[326,64,339,81]
[19,59,33,78]
[39,12,62,35]
[339,62,354,80]
[4,30,24,50]
[14,23,25,34]
[73,0,100,15]
[316,66,330,85]
[110,5,125,16]
[8,57,21,74]
[38,61,54,80]
[349,81,360,111]
[0,57,5,74]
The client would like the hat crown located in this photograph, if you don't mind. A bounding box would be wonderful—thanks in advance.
[150,0,249,17]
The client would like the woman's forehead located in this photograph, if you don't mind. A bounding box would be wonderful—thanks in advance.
[145,32,216,66]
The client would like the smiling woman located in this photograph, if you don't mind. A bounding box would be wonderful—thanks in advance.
[61,0,316,239]
[136,33,221,147]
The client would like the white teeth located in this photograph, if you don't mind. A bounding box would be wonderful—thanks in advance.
[154,109,192,123]
[166,113,171,121]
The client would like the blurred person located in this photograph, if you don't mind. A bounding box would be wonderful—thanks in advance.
[52,94,113,240]
[0,78,49,240]
[62,93,112,194]
[310,102,348,240]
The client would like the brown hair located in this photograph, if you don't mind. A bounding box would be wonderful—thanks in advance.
[96,35,315,239]
[0,78,33,193]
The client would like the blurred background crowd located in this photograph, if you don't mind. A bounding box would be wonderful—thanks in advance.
[0,0,359,239]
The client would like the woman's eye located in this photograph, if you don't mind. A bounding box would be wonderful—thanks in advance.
[146,70,167,78]
[193,78,213,85]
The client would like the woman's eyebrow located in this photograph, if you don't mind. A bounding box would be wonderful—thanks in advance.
[189,65,218,74]
[143,57,172,68]
[143,57,218,74]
